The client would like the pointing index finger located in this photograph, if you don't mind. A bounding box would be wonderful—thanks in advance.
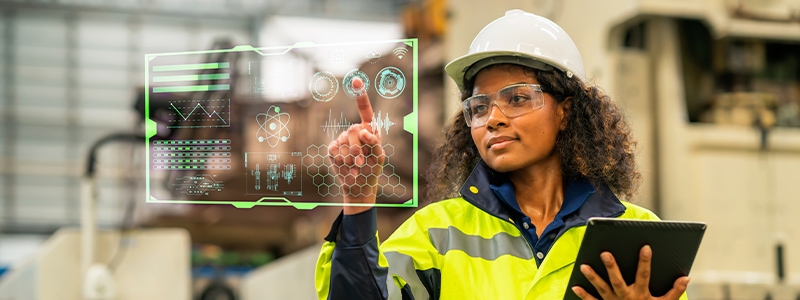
[352,77,373,132]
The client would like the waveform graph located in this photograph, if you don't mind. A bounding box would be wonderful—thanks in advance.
[321,109,397,140]
[167,99,230,129]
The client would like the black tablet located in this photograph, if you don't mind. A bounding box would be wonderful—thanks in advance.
[564,218,706,300]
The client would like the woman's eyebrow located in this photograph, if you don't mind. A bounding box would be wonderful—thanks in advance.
[475,82,534,94]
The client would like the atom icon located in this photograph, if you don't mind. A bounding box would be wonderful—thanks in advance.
[256,106,291,147]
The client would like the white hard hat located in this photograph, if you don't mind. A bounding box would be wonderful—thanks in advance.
[445,9,586,90]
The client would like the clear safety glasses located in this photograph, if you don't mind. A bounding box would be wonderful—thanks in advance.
[461,83,545,127]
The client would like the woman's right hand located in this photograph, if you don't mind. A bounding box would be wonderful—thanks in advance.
[571,245,689,300]
[328,77,385,215]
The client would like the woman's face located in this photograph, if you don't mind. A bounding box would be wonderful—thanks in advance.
[470,65,567,173]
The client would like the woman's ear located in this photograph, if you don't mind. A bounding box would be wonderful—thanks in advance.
[557,96,572,130]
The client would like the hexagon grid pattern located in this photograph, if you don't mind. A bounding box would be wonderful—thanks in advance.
[304,144,406,198]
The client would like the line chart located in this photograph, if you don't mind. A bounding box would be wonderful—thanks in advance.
[170,103,227,124]
[167,99,230,128]
[321,109,396,140]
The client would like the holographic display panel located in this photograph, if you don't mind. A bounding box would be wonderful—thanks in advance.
[145,39,418,209]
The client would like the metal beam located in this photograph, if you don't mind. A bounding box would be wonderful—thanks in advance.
[0,0,269,19]
[65,11,80,225]
[0,0,406,23]
[2,8,17,230]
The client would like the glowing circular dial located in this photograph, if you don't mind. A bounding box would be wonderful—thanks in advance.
[309,71,338,102]
[375,67,405,99]
[342,69,370,98]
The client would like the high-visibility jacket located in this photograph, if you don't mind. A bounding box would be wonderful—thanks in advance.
[316,162,688,300]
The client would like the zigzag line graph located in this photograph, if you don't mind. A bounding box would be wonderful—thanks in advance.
[167,99,230,128]
[321,109,396,140]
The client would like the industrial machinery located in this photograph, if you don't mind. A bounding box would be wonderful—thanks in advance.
[0,134,192,300]
[0,228,191,300]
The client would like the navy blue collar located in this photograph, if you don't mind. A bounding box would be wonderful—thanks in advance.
[489,173,595,224]
[459,161,626,229]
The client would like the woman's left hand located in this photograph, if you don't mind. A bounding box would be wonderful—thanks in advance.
[571,245,690,300]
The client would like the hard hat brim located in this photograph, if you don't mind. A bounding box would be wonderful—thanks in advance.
[445,50,581,91]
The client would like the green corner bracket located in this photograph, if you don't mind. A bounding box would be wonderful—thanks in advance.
[290,203,319,210]
[403,112,418,134]
[231,202,257,209]
[146,119,158,139]
[228,197,320,210]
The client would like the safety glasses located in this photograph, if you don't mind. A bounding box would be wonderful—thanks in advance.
[461,83,545,127]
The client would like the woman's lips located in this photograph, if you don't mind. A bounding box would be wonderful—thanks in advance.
[489,139,516,150]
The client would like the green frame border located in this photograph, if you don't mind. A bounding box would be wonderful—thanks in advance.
[145,39,419,210]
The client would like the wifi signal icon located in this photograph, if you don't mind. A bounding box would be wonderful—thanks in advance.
[392,47,408,60]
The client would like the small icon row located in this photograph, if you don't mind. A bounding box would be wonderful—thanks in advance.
[366,46,408,64]
[310,66,406,102]
[329,46,409,65]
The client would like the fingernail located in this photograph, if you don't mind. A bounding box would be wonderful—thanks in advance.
[643,245,652,258]
[580,264,590,274]
[683,277,691,286]
[601,253,611,263]
[356,156,364,167]
[352,78,363,89]
[571,286,580,294]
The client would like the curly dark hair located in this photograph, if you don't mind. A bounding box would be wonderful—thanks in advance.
[424,64,641,202]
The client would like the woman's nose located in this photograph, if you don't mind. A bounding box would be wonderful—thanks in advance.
[484,102,509,129]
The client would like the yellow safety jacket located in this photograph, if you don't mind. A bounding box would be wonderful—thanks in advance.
[316,162,687,300]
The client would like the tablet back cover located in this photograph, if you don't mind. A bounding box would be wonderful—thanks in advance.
[564,218,705,300]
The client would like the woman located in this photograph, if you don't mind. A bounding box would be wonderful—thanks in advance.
[316,9,690,300]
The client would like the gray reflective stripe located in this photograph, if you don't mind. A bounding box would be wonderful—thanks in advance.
[428,226,533,260]
[384,251,429,300]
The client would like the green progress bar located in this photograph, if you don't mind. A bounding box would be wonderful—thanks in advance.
[152,73,230,82]
[153,84,230,93]
[153,62,230,72]
[154,140,231,145]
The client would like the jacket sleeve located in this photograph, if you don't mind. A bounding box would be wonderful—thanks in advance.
[315,208,388,300]
[315,207,442,300]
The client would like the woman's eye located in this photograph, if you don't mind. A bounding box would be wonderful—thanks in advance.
[472,104,489,114]
[509,95,530,104]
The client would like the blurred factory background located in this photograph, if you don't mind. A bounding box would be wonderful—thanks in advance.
[0,0,798,299]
